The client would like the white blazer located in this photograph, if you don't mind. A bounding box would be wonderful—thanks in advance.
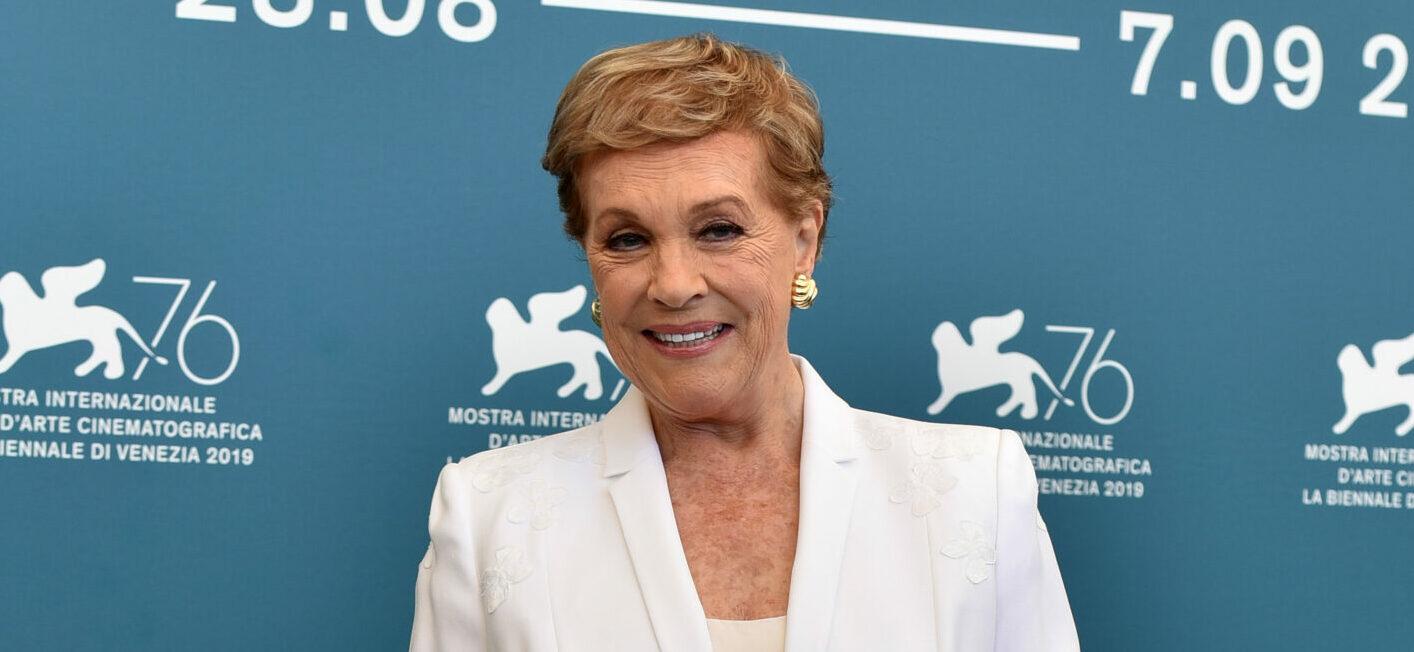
[411,356,1079,651]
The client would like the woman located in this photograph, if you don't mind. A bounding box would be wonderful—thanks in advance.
[411,34,1079,651]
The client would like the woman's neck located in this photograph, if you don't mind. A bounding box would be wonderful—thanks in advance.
[648,355,805,473]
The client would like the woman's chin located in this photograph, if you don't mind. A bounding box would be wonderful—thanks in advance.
[639,375,748,422]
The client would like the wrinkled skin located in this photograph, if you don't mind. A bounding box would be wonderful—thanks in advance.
[580,129,822,437]
[578,129,824,619]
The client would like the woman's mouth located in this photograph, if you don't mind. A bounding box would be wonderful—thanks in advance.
[642,323,732,355]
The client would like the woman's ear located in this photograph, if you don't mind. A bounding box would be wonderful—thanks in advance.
[794,199,825,275]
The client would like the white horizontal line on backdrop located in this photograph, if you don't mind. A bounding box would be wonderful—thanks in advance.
[541,0,1081,51]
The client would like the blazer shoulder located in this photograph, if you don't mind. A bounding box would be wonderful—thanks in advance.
[442,422,606,496]
[429,426,605,538]
[424,424,608,568]
[848,409,1033,508]
[850,407,1009,461]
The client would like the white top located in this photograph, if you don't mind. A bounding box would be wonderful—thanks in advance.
[411,355,1080,651]
[705,616,786,652]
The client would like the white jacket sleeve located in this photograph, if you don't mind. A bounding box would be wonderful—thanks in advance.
[410,463,488,651]
[994,429,1081,651]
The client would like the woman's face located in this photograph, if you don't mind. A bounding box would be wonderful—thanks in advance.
[580,130,822,421]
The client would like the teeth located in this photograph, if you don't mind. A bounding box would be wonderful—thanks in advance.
[652,324,724,345]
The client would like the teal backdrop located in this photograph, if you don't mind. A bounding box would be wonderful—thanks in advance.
[3,1,1413,649]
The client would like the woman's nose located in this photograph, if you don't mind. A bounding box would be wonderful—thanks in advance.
[647,242,707,309]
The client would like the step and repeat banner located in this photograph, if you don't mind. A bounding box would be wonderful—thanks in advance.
[3,1,1411,649]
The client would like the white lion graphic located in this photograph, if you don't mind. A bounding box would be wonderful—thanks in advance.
[927,309,1072,419]
[481,285,616,400]
[1333,332,1414,436]
[0,259,168,379]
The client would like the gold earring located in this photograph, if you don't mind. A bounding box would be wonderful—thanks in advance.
[791,273,818,309]
[590,298,603,327]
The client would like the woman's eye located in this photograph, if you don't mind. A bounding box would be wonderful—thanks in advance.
[701,222,743,241]
[607,232,646,250]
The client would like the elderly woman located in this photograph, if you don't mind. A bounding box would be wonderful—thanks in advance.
[411,34,1078,651]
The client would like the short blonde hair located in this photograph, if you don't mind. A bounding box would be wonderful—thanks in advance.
[542,34,832,252]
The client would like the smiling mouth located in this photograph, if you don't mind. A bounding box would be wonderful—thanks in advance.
[643,324,730,348]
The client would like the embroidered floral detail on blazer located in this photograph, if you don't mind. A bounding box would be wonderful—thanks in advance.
[421,542,435,569]
[480,546,533,614]
[889,461,959,516]
[553,430,605,466]
[507,479,568,530]
[910,428,985,460]
[940,521,997,584]
[860,416,909,451]
[469,448,540,493]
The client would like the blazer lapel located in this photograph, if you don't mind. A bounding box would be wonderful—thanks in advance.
[598,357,859,652]
[784,356,860,652]
[601,388,713,652]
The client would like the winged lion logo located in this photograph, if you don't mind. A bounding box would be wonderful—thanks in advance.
[1333,332,1414,436]
[927,309,1073,420]
[0,259,168,379]
[481,285,617,400]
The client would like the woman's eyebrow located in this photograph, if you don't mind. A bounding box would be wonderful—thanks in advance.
[595,197,751,225]
[688,196,752,218]
[592,206,641,227]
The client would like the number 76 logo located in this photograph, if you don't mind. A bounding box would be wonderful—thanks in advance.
[131,276,240,385]
[926,309,1134,426]
[0,259,238,386]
